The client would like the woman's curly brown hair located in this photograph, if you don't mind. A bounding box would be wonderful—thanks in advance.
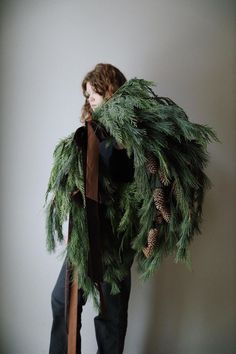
[81,63,127,123]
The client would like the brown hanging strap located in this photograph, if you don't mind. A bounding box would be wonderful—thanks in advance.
[66,214,79,354]
[86,121,99,201]
[67,122,103,354]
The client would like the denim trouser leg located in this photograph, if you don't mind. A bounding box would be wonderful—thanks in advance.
[94,271,132,354]
[49,261,68,354]
[49,261,84,354]
[49,261,131,354]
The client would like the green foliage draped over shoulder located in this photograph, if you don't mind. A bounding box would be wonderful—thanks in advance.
[93,78,218,278]
[45,132,85,253]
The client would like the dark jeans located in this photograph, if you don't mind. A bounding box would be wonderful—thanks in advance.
[49,260,132,354]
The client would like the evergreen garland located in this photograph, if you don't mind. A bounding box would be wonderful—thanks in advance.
[45,134,136,305]
[93,78,218,278]
[45,78,218,304]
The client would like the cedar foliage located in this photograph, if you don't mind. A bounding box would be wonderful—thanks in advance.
[93,78,218,278]
[45,78,218,302]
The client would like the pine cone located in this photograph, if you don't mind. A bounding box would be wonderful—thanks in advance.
[155,210,163,224]
[145,153,158,174]
[153,187,171,223]
[158,168,170,186]
[143,228,159,258]
[153,187,165,207]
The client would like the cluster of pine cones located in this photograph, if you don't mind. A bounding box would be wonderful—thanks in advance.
[143,153,171,258]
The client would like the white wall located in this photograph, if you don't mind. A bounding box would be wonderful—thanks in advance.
[0,1,235,353]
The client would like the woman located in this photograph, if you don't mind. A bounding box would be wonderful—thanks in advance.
[47,62,216,354]
[48,63,135,354]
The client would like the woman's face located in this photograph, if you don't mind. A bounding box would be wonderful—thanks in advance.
[86,82,104,111]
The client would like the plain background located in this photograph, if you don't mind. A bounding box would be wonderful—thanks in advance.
[0,1,235,353]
